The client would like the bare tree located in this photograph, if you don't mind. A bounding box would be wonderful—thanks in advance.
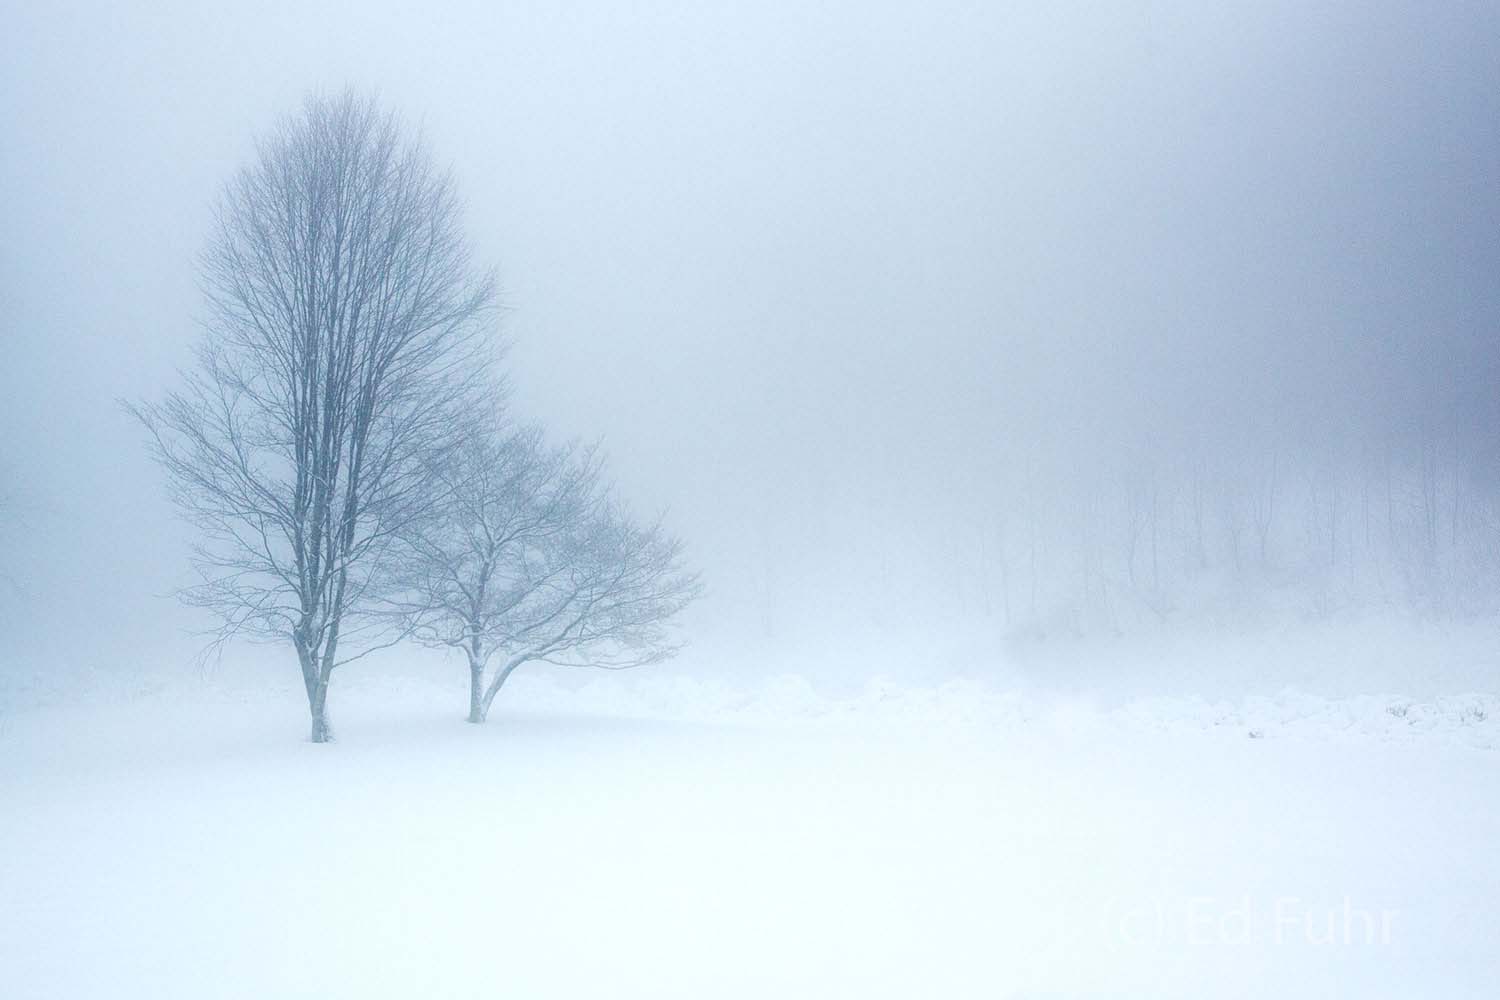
[0,479,18,597]
[130,91,496,741]
[1218,471,1248,576]
[399,421,702,724]
[1250,450,1279,568]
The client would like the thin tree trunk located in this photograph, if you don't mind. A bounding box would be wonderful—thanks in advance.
[478,656,527,721]
[309,679,333,743]
[310,641,336,743]
[1150,483,1160,592]
[467,656,486,724]
[296,634,334,743]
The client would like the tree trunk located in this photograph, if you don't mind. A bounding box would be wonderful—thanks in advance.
[309,678,332,743]
[295,635,334,743]
[307,616,342,744]
[467,659,486,724]
[479,657,525,721]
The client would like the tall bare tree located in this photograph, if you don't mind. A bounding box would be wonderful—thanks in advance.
[131,91,496,741]
[399,420,702,723]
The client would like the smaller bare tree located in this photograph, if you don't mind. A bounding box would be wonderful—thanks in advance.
[399,421,702,723]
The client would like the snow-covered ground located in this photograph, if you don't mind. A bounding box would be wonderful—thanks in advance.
[3,629,1497,998]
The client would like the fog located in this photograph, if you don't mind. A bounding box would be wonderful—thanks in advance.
[3,0,1498,680]
[8,6,1500,997]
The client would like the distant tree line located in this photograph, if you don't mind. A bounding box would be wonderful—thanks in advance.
[738,378,1500,642]
[961,416,1500,637]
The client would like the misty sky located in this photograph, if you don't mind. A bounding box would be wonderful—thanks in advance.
[3,1,1497,673]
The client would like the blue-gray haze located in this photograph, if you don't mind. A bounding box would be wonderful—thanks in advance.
[2,1,1496,677]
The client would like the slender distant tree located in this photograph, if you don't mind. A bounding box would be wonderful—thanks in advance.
[398,419,702,723]
[131,91,497,741]
[0,481,17,596]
